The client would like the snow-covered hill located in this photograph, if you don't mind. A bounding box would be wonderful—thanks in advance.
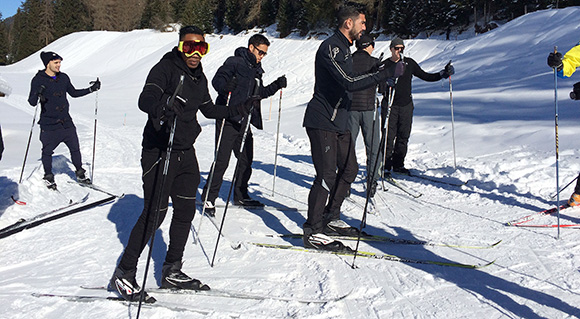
[1,7,580,318]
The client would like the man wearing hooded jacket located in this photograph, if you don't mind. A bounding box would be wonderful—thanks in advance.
[201,34,286,212]
[110,25,246,303]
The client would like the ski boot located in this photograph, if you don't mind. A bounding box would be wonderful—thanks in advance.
[161,261,210,290]
[110,266,156,303]
[75,168,91,184]
[43,173,57,190]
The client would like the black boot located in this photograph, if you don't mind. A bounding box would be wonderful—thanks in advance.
[109,267,156,303]
[161,261,210,290]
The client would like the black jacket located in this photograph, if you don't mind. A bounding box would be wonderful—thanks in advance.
[139,48,231,150]
[213,47,281,130]
[28,71,91,131]
[351,50,379,112]
[303,31,388,133]
[382,57,442,107]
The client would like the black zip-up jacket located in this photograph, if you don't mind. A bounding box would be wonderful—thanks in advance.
[28,71,91,131]
[139,48,232,150]
[351,50,379,112]
[303,31,391,133]
[382,57,442,106]
[213,47,281,130]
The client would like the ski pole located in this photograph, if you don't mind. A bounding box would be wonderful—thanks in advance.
[553,46,561,239]
[211,80,259,267]
[136,75,184,318]
[381,84,396,191]
[272,89,283,196]
[448,64,457,169]
[196,92,231,240]
[90,78,99,182]
[551,173,579,199]
[353,97,384,269]
[19,85,45,183]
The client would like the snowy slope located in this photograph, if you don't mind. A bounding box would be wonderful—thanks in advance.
[1,7,580,318]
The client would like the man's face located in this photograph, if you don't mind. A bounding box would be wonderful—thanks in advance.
[349,14,366,41]
[390,45,405,60]
[47,59,61,74]
[249,43,268,64]
[180,33,204,69]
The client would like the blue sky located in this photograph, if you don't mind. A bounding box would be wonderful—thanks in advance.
[0,0,22,19]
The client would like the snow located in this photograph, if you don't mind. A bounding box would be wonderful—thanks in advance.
[1,7,580,318]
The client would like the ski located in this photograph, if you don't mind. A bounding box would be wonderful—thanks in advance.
[267,233,502,249]
[196,201,304,211]
[68,181,124,198]
[384,174,422,198]
[250,242,495,269]
[505,204,569,226]
[0,194,115,239]
[393,171,468,187]
[31,292,214,315]
[192,212,243,250]
[81,285,348,304]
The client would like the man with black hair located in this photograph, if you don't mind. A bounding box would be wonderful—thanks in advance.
[110,25,247,303]
[27,51,100,189]
[302,6,402,251]
[547,41,580,206]
[201,33,286,214]
[348,33,382,199]
[381,37,454,175]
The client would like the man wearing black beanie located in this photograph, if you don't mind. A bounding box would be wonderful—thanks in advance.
[27,51,100,189]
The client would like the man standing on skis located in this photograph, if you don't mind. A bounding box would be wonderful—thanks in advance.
[110,25,249,303]
[27,51,100,189]
[201,34,286,214]
[381,37,454,175]
[547,41,580,205]
[348,33,383,199]
[302,5,403,251]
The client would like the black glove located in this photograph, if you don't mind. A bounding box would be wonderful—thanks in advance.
[385,77,396,88]
[89,78,101,92]
[37,85,47,104]
[440,61,455,79]
[275,75,287,89]
[547,52,563,70]
[166,95,187,117]
[238,95,261,117]
[224,77,238,94]
[571,81,580,101]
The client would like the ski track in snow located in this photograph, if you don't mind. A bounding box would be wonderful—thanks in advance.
[2,7,580,319]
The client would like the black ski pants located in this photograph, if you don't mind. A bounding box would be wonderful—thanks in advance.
[304,128,358,234]
[119,147,199,272]
[381,101,414,169]
[39,126,83,175]
[202,120,253,204]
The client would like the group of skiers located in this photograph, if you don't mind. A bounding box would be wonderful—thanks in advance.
[13,4,579,304]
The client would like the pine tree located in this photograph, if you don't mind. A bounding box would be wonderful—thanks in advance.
[178,0,216,33]
[0,14,9,65]
[142,0,174,29]
[53,0,91,38]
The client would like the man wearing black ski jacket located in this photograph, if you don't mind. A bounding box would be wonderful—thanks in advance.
[202,34,286,210]
[348,34,382,198]
[302,6,402,252]
[111,26,245,303]
[27,51,99,188]
[381,37,454,174]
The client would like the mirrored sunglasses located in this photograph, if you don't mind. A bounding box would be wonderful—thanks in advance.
[178,40,210,57]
